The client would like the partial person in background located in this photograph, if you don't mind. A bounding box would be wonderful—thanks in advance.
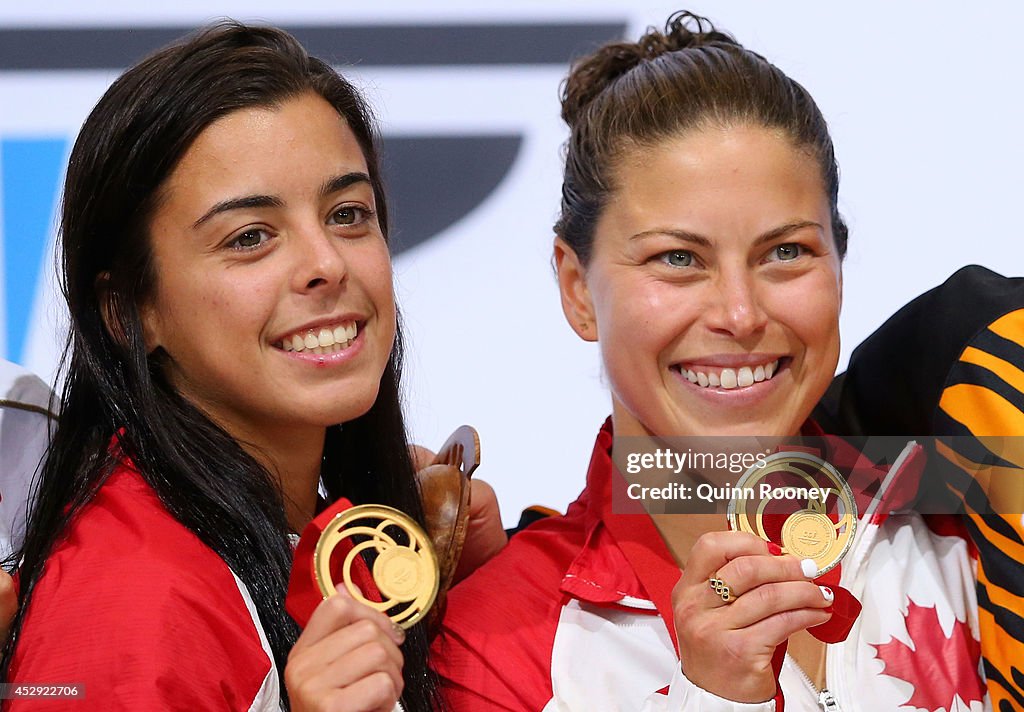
[0,359,54,636]
[815,264,1024,711]
[433,12,986,711]
[0,359,54,561]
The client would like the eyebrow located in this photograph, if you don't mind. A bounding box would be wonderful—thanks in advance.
[629,220,824,246]
[191,172,372,229]
[320,172,371,198]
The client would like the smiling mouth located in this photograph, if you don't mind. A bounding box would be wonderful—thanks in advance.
[273,321,358,355]
[673,358,783,390]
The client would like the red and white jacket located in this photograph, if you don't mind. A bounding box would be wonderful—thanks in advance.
[433,420,988,711]
[6,462,281,711]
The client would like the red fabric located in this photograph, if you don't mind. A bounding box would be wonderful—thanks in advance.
[434,490,592,710]
[5,463,272,711]
[286,497,380,629]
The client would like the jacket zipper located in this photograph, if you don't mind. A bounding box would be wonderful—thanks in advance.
[789,655,842,712]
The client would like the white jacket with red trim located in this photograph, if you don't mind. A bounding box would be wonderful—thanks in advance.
[434,420,988,712]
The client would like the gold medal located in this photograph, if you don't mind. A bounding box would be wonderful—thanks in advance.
[727,451,857,575]
[314,504,440,630]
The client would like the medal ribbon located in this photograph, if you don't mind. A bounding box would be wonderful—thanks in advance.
[286,497,382,629]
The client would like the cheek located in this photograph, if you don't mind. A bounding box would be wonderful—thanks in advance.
[786,278,841,364]
[154,273,272,345]
[364,246,397,334]
[597,275,667,341]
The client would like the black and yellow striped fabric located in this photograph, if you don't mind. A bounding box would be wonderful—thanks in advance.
[815,265,1024,711]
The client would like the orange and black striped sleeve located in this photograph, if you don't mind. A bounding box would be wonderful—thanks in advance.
[815,265,1024,712]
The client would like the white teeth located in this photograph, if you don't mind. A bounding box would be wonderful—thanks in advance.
[279,321,358,353]
[681,359,780,390]
[720,369,738,389]
[737,367,754,388]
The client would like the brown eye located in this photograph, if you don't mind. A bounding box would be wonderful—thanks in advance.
[229,228,271,251]
[330,206,365,226]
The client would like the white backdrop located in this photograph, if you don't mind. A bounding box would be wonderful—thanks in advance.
[1,1,1022,524]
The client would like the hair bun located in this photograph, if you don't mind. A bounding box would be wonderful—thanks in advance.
[560,11,736,127]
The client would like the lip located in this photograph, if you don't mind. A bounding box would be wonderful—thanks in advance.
[276,324,365,367]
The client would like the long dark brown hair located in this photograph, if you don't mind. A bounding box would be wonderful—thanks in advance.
[2,22,439,711]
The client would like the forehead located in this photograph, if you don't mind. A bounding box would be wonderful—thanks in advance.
[162,92,370,204]
[603,125,829,235]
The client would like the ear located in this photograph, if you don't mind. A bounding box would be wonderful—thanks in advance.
[554,238,597,342]
[96,272,160,353]
[837,270,843,314]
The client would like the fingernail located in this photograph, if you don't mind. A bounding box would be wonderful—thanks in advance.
[800,559,819,578]
[819,586,834,603]
[391,621,407,644]
[767,542,783,556]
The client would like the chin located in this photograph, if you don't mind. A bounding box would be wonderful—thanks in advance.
[316,387,382,425]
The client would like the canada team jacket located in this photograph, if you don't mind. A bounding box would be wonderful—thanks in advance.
[434,420,988,711]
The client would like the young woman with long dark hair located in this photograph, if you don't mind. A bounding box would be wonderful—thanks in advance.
[1,23,441,712]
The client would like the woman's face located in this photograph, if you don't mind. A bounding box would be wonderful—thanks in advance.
[556,125,842,438]
[141,91,396,450]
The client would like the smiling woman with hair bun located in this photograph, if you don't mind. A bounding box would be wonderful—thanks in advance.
[433,11,986,711]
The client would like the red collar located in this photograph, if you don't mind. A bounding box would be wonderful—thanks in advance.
[559,419,683,648]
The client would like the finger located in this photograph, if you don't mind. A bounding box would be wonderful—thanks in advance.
[682,530,776,585]
[709,553,818,603]
[286,620,404,704]
[467,479,501,525]
[0,570,17,637]
[314,619,405,673]
[727,581,835,629]
[318,639,404,697]
[408,444,436,471]
[454,479,508,583]
[293,590,404,654]
[320,671,403,712]
[740,604,834,649]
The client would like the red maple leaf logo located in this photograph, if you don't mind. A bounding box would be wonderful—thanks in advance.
[871,601,984,711]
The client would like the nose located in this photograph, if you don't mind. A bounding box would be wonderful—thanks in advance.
[294,224,347,293]
[702,266,768,339]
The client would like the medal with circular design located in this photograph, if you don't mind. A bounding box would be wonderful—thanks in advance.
[727,451,856,575]
[314,504,440,629]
